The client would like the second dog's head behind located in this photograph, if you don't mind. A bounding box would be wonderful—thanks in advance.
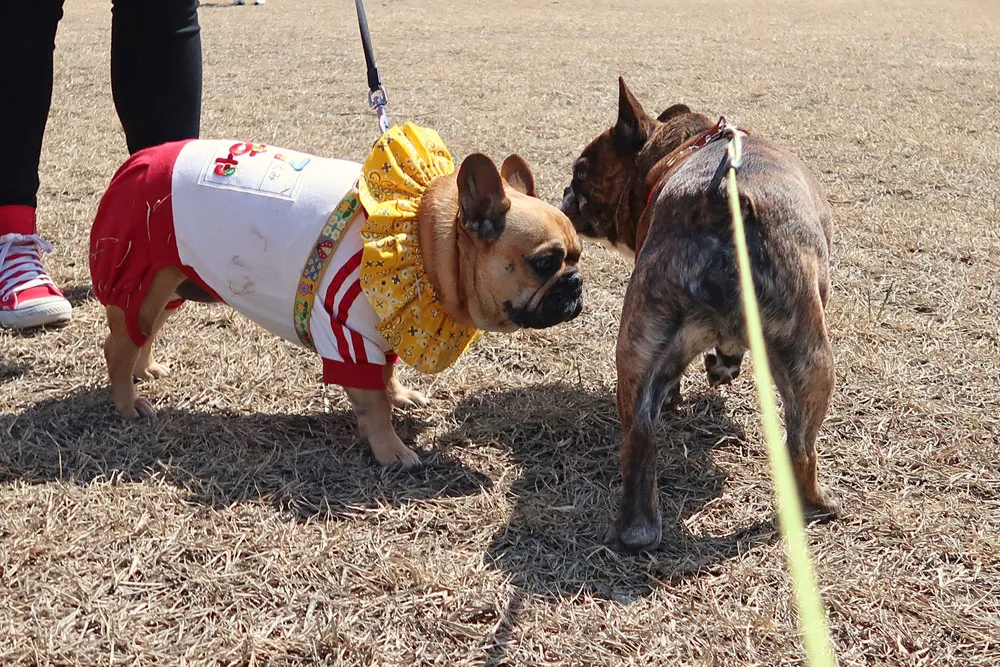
[559,77,713,253]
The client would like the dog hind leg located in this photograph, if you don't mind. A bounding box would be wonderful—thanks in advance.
[133,267,188,383]
[104,306,152,418]
[103,267,188,418]
[610,309,715,553]
[134,306,175,380]
[768,293,842,519]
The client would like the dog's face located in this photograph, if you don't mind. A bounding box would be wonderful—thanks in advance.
[560,77,709,252]
[559,130,633,247]
[454,154,584,332]
[560,77,655,249]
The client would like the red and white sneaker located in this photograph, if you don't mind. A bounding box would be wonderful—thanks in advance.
[0,233,73,329]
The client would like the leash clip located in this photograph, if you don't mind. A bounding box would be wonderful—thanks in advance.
[356,0,391,136]
[368,84,390,135]
[719,116,744,170]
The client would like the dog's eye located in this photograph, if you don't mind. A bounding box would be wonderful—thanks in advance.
[574,162,588,182]
[528,250,564,278]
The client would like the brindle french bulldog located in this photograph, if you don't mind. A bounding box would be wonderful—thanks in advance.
[561,78,840,552]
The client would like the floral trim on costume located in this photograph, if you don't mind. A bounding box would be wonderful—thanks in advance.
[293,187,362,350]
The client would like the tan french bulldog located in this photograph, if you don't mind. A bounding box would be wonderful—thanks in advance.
[90,123,583,469]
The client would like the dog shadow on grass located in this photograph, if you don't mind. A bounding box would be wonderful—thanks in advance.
[0,358,30,383]
[0,385,491,519]
[440,382,778,599]
[438,382,778,664]
[61,284,96,308]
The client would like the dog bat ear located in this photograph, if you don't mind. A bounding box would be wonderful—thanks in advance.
[458,153,511,243]
[657,104,691,122]
[500,154,537,197]
[615,76,651,153]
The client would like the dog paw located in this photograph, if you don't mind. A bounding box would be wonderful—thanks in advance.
[803,490,842,522]
[705,349,744,387]
[389,387,430,409]
[604,507,663,553]
[134,361,170,381]
[370,436,423,471]
[134,397,157,418]
[116,396,156,419]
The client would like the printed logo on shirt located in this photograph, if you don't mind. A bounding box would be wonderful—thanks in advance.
[213,142,267,176]
[198,141,313,200]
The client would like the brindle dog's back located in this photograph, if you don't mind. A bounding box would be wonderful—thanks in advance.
[641,136,833,346]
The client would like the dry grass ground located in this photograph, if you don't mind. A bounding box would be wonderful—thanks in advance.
[2,0,999,664]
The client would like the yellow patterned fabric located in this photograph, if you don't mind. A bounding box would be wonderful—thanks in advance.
[357,123,483,374]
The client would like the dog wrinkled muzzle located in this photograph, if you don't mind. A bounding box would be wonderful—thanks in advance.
[505,267,584,329]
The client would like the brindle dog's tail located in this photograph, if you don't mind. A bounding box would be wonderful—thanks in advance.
[633,359,678,445]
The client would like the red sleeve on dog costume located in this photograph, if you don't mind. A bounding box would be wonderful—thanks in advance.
[89,139,219,347]
[322,353,398,390]
[317,249,397,390]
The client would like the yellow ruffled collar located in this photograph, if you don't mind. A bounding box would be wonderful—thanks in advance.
[357,123,483,374]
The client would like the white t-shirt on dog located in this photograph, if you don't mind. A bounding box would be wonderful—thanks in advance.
[169,139,393,378]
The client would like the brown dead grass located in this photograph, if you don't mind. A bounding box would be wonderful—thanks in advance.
[2,0,999,664]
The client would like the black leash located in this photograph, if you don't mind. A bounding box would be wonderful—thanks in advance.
[354,0,389,134]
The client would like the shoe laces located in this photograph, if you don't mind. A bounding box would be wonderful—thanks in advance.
[0,233,57,304]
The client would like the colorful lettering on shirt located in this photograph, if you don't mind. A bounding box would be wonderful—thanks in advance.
[230,142,267,157]
[274,152,311,171]
[214,142,268,177]
[213,142,311,178]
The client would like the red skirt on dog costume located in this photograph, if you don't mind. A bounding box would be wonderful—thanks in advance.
[90,124,482,390]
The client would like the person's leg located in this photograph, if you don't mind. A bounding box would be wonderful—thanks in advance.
[110,0,202,154]
[0,0,73,329]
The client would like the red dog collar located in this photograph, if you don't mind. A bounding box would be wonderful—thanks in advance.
[645,116,746,209]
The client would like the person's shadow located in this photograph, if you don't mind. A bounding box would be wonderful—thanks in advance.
[437,382,776,664]
[0,385,491,519]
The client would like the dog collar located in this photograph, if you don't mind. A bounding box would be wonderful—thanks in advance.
[357,123,483,374]
[645,116,747,209]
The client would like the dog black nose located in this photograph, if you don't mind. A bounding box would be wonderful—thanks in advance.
[559,186,577,216]
[506,266,584,329]
[561,267,582,291]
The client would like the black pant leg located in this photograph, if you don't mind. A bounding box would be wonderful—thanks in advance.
[110,0,202,154]
[0,1,66,209]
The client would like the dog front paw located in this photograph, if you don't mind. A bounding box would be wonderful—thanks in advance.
[369,434,423,470]
[705,349,744,387]
[388,385,430,409]
[605,506,663,553]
